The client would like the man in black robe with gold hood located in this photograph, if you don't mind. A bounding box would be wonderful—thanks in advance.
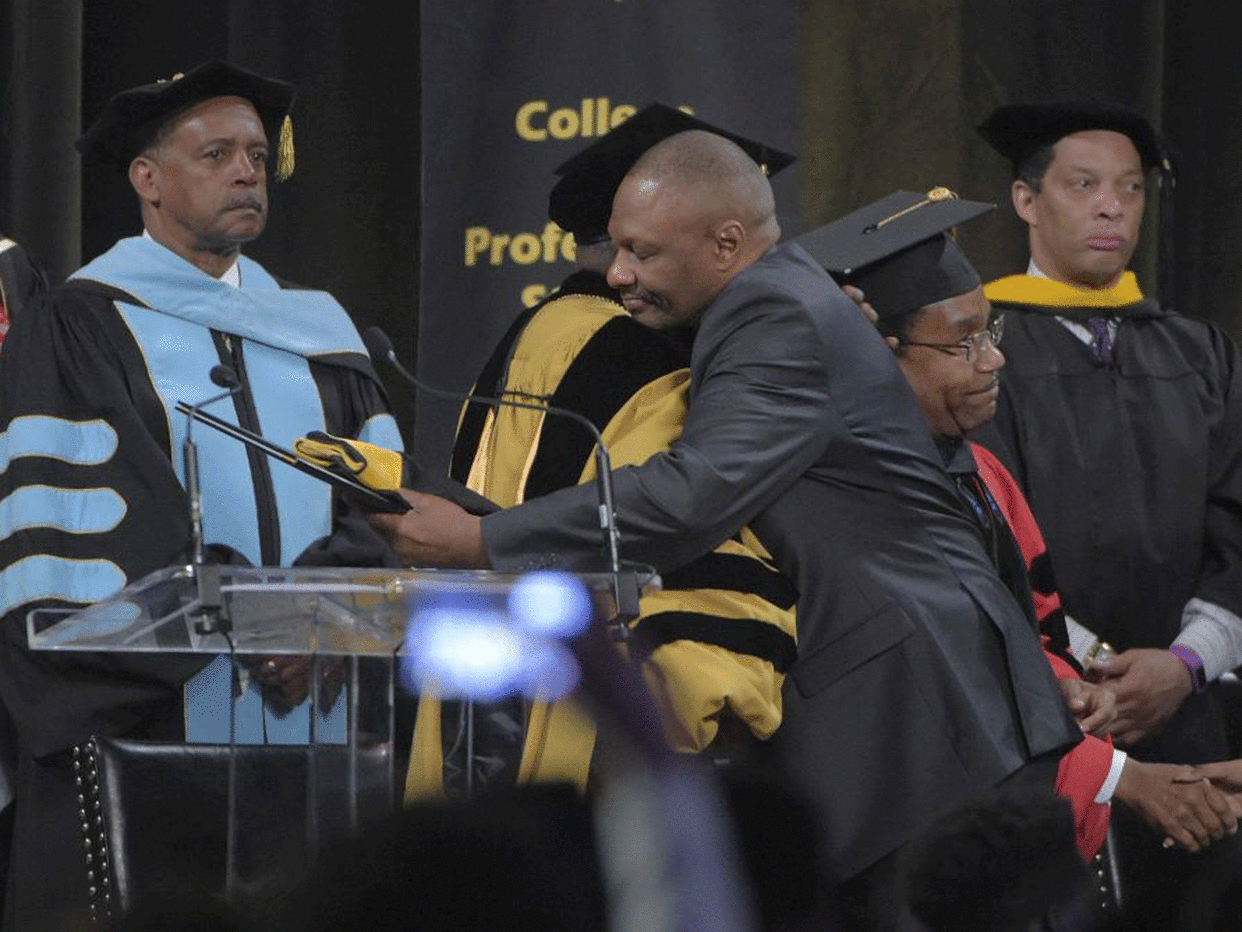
[977,102,1242,761]
[977,101,1242,929]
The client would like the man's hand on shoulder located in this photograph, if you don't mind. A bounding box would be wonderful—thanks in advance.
[367,489,490,569]
[841,284,879,325]
[1090,647,1193,746]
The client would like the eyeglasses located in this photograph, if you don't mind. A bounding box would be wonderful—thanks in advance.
[900,314,1004,364]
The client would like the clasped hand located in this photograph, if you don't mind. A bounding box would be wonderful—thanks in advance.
[1058,676,1117,738]
[1088,648,1193,746]
[246,655,345,715]
[1117,760,1240,853]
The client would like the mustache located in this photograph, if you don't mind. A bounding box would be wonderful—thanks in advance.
[622,287,663,308]
[224,194,265,212]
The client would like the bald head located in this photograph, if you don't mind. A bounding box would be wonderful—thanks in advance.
[631,129,779,234]
[606,130,781,330]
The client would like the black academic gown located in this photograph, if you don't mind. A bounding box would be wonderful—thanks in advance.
[983,281,1242,764]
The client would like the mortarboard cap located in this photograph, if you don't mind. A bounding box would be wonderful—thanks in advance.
[77,59,297,181]
[795,188,993,321]
[977,101,1170,174]
[547,102,795,243]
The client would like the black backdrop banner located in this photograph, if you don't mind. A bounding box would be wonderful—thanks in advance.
[7,1,1242,440]
[415,0,799,473]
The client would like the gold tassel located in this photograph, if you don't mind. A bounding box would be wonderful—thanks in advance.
[275,115,295,182]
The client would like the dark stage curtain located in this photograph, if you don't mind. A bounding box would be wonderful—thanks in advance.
[1,0,81,285]
[2,0,1241,463]
[800,0,1242,334]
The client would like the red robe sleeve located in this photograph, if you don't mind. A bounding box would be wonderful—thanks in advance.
[972,442,1113,859]
[1044,644,1114,860]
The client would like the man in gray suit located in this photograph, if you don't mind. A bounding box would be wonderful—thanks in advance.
[371,130,1084,930]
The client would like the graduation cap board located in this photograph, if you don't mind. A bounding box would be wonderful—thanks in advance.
[77,59,297,180]
[547,102,796,243]
[794,188,994,321]
[977,101,1170,174]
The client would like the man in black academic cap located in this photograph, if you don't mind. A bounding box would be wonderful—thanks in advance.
[410,104,799,803]
[370,124,1088,931]
[976,99,1242,932]
[976,102,1242,758]
[800,190,1242,929]
[0,60,402,928]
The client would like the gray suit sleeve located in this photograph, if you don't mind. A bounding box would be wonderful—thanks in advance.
[481,268,845,573]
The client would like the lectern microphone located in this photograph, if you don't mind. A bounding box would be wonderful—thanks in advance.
[362,327,639,633]
[182,366,244,566]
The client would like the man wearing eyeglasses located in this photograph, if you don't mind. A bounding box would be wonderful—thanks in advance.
[801,188,1242,929]
[373,137,1095,931]
[888,308,1005,440]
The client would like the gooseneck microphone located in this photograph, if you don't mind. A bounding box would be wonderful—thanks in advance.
[180,365,244,634]
[183,365,244,566]
[362,327,640,634]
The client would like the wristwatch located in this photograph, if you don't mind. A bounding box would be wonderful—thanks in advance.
[1169,644,1208,694]
[1083,640,1115,673]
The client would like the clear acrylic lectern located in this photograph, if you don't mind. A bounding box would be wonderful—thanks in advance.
[28,562,643,915]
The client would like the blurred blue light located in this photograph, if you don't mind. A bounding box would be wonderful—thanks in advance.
[404,607,524,701]
[519,640,581,701]
[508,571,593,637]
[401,577,586,701]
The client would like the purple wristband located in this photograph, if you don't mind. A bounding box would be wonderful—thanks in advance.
[1169,645,1207,694]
